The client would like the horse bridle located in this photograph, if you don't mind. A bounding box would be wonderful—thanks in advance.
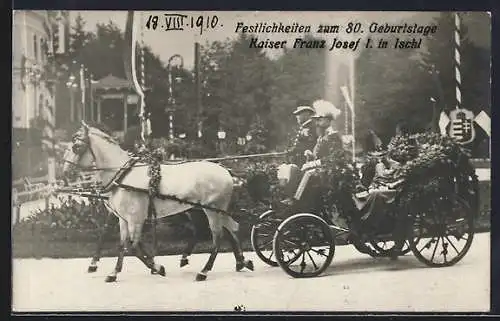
[64,131,100,171]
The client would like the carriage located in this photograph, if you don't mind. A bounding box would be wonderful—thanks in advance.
[250,134,479,278]
[58,123,479,282]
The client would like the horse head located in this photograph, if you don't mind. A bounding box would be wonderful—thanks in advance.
[62,121,94,178]
[62,121,123,178]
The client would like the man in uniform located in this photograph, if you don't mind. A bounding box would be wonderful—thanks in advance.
[287,101,318,168]
[282,100,343,206]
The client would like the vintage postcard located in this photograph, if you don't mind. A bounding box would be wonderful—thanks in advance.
[11,10,491,313]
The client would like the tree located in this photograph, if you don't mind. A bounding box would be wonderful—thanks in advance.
[355,44,433,145]
[193,34,276,153]
[268,34,327,149]
[69,14,94,59]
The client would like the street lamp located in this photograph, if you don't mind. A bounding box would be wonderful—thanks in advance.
[66,73,77,122]
[166,54,184,141]
[217,128,226,155]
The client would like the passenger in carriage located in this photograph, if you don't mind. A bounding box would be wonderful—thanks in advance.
[281,100,343,206]
[369,150,403,189]
[287,100,318,168]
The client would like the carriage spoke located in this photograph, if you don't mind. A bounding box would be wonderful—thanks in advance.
[430,237,439,262]
[283,239,301,248]
[440,237,448,263]
[419,238,434,252]
[286,249,304,266]
[306,251,318,270]
[266,251,275,260]
[299,253,306,274]
[311,248,328,257]
[259,239,273,250]
[445,235,460,255]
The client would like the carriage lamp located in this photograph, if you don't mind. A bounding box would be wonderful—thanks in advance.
[430,97,436,102]
[217,130,226,140]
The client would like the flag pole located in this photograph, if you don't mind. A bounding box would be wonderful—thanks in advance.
[349,54,356,163]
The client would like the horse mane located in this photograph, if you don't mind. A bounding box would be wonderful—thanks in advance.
[81,121,121,146]
[85,122,114,137]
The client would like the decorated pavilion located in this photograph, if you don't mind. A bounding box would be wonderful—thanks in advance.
[91,74,140,138]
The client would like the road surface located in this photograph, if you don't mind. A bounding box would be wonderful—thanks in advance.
[12,233,490,312]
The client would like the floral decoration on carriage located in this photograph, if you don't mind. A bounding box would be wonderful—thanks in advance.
[250,130,480,278]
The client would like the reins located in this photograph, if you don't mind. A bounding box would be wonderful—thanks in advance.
[59,129,289,232]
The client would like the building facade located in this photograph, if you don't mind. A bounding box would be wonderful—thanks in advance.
[12,10,69,130]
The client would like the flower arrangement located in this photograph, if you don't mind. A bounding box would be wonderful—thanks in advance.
[387,135,419,163]
[392,132,478,213]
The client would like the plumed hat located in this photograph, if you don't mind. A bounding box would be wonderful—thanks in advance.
[312,99,341,119]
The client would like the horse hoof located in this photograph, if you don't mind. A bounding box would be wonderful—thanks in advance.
[180,258,189,268]
[245,260,254,271]
[195,273,207,281]
[150,269,157,275]
[157,266,166,277]
[236,261,244,272]
[87,266,98,273]
[105,275,117,283]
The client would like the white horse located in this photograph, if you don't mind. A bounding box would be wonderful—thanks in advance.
[62,121,253,282]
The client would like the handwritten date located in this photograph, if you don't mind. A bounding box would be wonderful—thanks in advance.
[145,14,221,35]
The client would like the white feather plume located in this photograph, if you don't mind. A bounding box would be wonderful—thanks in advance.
[313,99,341,119]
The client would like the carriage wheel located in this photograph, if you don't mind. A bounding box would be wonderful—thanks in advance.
[250,210,282,267]
[273,213,335,278]
[409,195,475,267]
[369,239,411,257]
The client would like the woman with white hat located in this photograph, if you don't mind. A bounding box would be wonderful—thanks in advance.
[282,100,343,206]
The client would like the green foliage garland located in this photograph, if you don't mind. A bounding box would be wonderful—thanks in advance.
[387,135,419,163]
[134,147,163,199]
[392,132,478,213]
